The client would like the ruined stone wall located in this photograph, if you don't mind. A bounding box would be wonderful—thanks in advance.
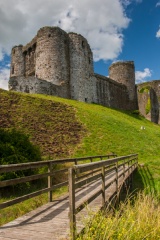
[9,26,138,113]
[9,76,70,99]
[10,46,25,77]
[24,45,36,76]
[69,33,96,103]
[95,74,131,110]
[137,81,160,124]
[109,61,136,102]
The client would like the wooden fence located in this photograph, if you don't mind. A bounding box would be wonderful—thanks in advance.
[0,154,116,209]
[68,154,138,239]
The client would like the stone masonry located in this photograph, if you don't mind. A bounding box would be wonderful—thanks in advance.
[9,26,138,112]
[137,81,160,124]
[10,26,160,123]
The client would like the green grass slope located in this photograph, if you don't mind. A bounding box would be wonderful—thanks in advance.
[32,93,160,191]
[0,88,160,191]
[0,89,86,158]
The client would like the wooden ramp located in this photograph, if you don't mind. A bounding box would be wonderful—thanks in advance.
[0,169,129,240]
[0,154,138,240]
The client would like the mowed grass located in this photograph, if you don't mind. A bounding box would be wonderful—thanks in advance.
[32,93,160,192]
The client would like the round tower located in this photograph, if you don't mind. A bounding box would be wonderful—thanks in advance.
[35,27,70,85]
[10,45,25,77]
[69,32,94,102]
[109,61,136,101]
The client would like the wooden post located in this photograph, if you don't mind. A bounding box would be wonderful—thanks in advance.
[69,168,76,240]
[123,159,125,182]
[128,159,130,189]
[123,159,126,193]
[136,155,138,168]
[102,166,105,207]
[115,161,119,205]
[130,159,134,190]
[48,162,52,202]
[75,159,77,165]
[90,158,93,176]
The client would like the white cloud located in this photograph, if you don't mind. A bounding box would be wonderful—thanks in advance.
[135,68,152,84]
[121,0,142,6]
[156,28,160,38]
[0,67,10,90]
[156,2,160,7]
[0,0,131,62]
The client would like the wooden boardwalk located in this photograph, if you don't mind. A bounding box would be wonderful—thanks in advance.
[0,154,138,240]
[0,168,126,240]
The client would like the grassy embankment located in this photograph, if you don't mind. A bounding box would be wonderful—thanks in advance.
[76,192,160,240]
[0,89,160,231]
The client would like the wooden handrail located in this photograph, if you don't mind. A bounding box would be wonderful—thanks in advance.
[0,154,117,209]
[68,154,138,240]
[0,154,117,173]
[72,154,137,172]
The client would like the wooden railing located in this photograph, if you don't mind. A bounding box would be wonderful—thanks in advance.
[68,154,138,239]
[0,154,116,209]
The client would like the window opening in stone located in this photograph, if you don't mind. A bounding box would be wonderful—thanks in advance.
[23,51,27,57]
[82,41,85,48]
[48,34,51,38]
[32,43,36,53]
[88,57,91,64]
[85,98,88,102]
[13,49,15,54]
[12,65,14,74]
[28,48,32,56]
[25,86,29,93]
[33,43,36,49]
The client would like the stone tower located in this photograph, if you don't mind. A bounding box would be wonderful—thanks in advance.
[9,26,138,114]
[36,27,70,86]
[109,61,136,101]
[10,45,25,77]
[69,33,95,102]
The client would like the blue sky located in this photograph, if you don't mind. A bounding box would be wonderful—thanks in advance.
[0,0,160,89]
[94,0,160,82]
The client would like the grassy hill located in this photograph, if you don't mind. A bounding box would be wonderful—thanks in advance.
[0,88,160,191]
[0,89,86,158]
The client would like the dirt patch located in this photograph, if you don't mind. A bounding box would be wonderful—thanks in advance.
[0,89,86,158]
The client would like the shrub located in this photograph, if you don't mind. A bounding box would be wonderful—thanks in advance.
[0,128,41,181]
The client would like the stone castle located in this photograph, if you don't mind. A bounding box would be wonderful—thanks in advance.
[9,26,160,124]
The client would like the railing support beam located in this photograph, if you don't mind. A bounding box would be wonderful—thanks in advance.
[69,168,76,240]
[102,166,105,206]
[48,162,52,202]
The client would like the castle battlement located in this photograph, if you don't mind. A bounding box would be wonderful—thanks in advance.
[9,26,138,111]
[12,25,155,126]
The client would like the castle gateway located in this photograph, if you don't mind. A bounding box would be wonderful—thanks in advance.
[9,26,160,124]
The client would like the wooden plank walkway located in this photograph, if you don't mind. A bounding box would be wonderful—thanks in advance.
[0,168,126,240]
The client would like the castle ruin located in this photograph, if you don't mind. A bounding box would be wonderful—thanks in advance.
[9,26,160,124]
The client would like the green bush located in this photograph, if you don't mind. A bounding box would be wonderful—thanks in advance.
[0,128,41,181]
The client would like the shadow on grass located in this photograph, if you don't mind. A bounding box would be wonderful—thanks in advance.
[136,165,157,194]
[130,165,157,195]
[92,102,145,121]
[119,165,157,204]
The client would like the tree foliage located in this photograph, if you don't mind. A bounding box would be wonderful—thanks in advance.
[0,128,41,181]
